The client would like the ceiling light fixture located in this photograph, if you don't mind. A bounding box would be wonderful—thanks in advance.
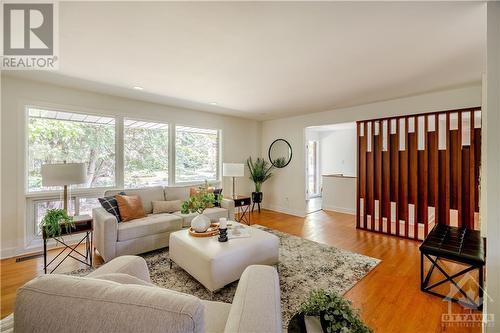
[209,102,217,106]
[133,86,144,91]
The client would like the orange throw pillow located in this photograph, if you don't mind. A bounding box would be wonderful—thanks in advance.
[115,194,146,222]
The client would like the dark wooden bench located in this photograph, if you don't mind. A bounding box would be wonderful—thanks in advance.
[419,224,485,310]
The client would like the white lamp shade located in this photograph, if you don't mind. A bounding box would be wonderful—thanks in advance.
[41,163,87,186]
[223,163,244,177]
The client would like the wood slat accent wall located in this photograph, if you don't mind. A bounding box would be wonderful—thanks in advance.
[356,107,482,240]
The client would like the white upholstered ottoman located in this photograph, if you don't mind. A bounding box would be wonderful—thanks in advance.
[169,223,279,291]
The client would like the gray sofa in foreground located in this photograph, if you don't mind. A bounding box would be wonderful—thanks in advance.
[13,256,282,333]
[93,185,235,262]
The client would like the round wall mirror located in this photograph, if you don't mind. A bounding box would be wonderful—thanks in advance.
[268,139,292,168]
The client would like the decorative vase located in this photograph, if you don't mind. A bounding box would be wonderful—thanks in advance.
[252,191,263,203]
[191,214,211,233]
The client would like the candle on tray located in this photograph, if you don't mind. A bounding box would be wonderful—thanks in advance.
[219,217,227,229]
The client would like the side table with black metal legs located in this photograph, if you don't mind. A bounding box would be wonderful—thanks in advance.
[230,195,251,225]
[43,214,93,274]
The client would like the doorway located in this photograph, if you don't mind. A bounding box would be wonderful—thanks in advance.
[306,139,322,213]
[305,122,357,215]
[307,140,320,198]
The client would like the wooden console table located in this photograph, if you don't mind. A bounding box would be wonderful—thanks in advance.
[43,214,93,274]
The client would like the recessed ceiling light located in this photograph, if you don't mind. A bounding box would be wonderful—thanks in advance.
[209,102,217,106]
[133,86,143,91]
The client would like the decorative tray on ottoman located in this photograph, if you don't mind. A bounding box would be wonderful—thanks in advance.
[188,223,220,237]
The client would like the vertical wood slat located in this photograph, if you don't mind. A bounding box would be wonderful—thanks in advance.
[386,120,392,235]
[423,116,429,237]
[395,119,400,236]
[356,122,361,228]
[434,114,439,226]
[377,121,383,232]
[457,112,462,227]
[358,122,368,228]
[413,117,419,240]
[371,121,376,231]
[445,113,451,226]
[469,111,475,229]
[362,122,368,229]
[366,121,373,229]
[404,117,409,238]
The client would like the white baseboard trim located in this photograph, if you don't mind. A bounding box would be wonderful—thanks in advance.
[1,235,88,260]
[262,204,306,218]
[322,205,355,215]
[0,246,20,259]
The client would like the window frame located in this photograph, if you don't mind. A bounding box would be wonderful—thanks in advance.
[23,104,223,242]
[123,117,170,189]
[173,124,222,185]
[25,105,119,195]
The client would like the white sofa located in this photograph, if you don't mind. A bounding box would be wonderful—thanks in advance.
[93,185,235,262]
[13,256,282,333]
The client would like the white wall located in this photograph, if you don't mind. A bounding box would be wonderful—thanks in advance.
[319,128,356,177]
[321,176,356,214]
[0,75,262,258]
[261,85,482,217]
[485,2,500,330]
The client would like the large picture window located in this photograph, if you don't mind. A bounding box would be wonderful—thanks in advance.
[26,106,222,238]
[124,119,169,188]
[175,126,219,182]
[27,108,116,192]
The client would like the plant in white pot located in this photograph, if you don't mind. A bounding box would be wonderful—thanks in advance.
[299,289,372,333]
[182,181,222,232]
[246,157,273,212]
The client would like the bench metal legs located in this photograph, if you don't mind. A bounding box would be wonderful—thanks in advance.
[420,252,484,310]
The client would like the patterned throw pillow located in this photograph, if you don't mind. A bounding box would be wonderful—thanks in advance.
[98,193,124,222]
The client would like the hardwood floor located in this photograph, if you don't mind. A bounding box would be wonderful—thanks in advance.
[1,209,481,332]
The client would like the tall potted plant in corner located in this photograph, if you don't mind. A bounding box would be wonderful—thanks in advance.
[246,157,273,212]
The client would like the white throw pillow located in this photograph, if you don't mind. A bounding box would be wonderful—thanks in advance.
[152,200,182,214]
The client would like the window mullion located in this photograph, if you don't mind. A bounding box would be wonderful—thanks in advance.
[170,123,176,186]
[218,130,222,182]
[74,195,80,215]
[116,116,124,189]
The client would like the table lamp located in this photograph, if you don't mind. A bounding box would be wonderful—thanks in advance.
[223,163,244,199]
[41,162,87,213]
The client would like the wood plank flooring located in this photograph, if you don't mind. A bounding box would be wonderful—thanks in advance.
[1,209,481,332]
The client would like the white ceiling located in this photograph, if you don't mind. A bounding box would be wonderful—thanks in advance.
[7,1,486,121]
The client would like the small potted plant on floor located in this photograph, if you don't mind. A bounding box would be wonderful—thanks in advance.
[246,157,273,211]
[40,208,75,238]
[299,289,372,333]
[182,181,222,232]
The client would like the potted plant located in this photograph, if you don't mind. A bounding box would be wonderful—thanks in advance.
[246,157,273,209]
[299,289,373,333]
[40,208,75,238]
[182,181,222,232]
